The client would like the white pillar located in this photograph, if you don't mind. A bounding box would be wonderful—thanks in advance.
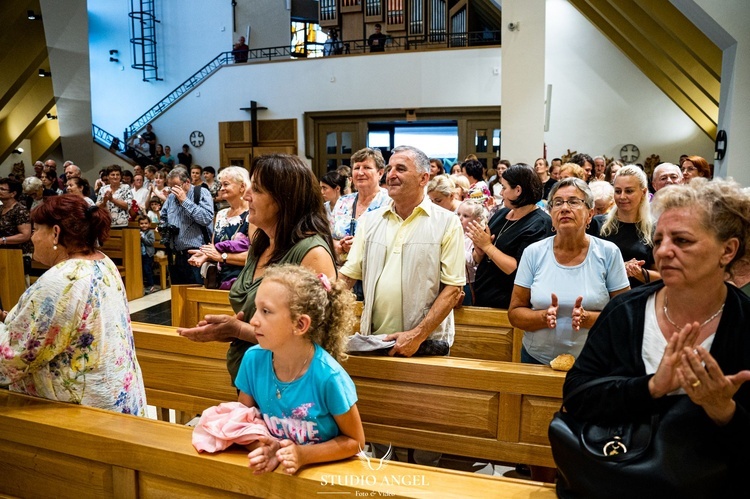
[500,0,546,164]
[683,0,750,186]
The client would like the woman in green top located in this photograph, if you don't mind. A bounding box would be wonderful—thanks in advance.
[177,154,337,384]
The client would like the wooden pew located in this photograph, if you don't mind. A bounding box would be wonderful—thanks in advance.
[170,285,524,362]
[131,322,565,468]
[0,391,555,498]
[130,220,169,291]
[0,248,26,310]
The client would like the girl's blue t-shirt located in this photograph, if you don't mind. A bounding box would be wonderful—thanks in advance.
[235,343,357,445]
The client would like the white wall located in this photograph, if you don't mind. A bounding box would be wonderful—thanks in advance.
[88,0,232,136]
[83,0,716,175]
[544,0,713,165]
[681,0,750,185]
[150,48,503,168]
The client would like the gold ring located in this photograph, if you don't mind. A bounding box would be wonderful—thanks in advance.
[691,380,701,388]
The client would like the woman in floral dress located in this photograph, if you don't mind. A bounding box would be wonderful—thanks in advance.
[0,195,147,415]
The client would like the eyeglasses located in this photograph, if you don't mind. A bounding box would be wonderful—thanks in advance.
[681,166,698,173]
[551,197,586,209]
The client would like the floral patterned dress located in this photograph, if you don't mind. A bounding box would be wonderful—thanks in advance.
[96,183,133,227]
[0,256,147,415]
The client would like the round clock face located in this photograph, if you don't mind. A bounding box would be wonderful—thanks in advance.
[190,130,205,147]
[620,144,640,163]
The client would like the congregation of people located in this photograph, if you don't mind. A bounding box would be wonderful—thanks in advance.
[2,143,749,491]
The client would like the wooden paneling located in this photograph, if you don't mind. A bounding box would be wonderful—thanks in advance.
[0,248,25,311]
[0,391,557,498]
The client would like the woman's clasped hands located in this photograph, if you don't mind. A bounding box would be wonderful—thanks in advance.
[650,322,750,425]
[545,293,587,331]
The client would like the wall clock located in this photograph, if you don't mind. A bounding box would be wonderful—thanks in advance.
[620,143,640,163]
[189,130,205,147]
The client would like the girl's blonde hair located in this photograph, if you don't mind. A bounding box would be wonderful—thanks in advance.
[458,199,488,225]
[263,264,356,362]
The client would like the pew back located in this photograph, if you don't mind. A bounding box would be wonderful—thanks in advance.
[0,248,25,310]
[170,285,523,362]
[131,322,564,468]
[0,391,555,498]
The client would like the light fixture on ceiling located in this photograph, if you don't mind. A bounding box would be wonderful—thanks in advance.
[27,10,42,20]
[109,49,119,55]
[13,148,25,154]
[38,69,51,77]
[46,113,58,120]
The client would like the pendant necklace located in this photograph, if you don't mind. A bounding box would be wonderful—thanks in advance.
[273,346,313,399]
[663,295,724,330]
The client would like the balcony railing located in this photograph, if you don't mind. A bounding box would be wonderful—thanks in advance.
[120,30,500,140]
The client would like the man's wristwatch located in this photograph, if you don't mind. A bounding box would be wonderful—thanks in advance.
[221,252,228,264]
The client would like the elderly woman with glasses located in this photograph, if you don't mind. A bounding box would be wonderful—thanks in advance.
[509,177,630,367]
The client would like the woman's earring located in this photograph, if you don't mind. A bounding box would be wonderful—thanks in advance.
[53,244,58,250]
[551,226,557,233]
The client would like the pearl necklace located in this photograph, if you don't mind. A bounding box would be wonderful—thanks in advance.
[273,346,313,399]
[663,295,724,330]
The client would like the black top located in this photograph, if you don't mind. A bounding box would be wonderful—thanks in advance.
[564,282,750,493]
[368,33,387,52]
[597,218,654,288]
[473,207,551,309]
[177,152,192,168]
[543,177,557,200]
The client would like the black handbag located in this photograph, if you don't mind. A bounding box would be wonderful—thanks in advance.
[549,376,730,499]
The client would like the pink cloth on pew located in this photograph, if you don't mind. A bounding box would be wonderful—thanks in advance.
[192,402,272,453]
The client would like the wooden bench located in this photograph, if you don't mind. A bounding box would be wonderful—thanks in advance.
[170,285,524,362]
[0,391,556,498]
[131,322,565,468]
[0,248,26,310]
[129,221,169,291]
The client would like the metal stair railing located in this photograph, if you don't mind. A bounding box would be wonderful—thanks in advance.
[93,124,152,166]
[123,30,500,139]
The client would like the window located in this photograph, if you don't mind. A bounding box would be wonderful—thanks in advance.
[290,21,328,58]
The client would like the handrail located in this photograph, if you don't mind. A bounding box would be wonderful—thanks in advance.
[93,124,152,165]
[93,124,127,153]
[124,30,501,138]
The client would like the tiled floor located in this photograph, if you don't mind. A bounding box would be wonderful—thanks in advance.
[127,288,528,481]
[129,288,172,325]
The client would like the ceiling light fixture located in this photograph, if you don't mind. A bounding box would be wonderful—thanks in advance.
[39,69,51,77]
[13,148,25,154]
[27,10,42,20]
[46,113,58,120]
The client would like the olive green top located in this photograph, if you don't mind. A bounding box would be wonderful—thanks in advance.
[226,234,334,385]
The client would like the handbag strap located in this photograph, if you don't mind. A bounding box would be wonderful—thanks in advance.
[562,376,628,409]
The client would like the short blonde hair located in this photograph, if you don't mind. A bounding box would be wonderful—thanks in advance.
[559,163,586,180]
[217,166,250,189]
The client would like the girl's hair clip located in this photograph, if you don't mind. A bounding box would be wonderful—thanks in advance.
[317,273,332,292]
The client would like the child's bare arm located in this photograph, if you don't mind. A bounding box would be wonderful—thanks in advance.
[275,404,365,474]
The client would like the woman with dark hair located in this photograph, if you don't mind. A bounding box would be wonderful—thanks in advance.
[468,164,552,309]
[603,160,623,184]
[65,177,94,206]
[681,155,711,182]
[177,154,337,384]
[461,159,491,203]
[96,164,133,227]
[0,178,33,275]
[40,170,62,195]
[0,195,146,415]
[320,170,347,229]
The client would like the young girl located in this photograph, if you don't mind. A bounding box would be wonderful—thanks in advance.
[235,264,365,475]
[457,200,488,305]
